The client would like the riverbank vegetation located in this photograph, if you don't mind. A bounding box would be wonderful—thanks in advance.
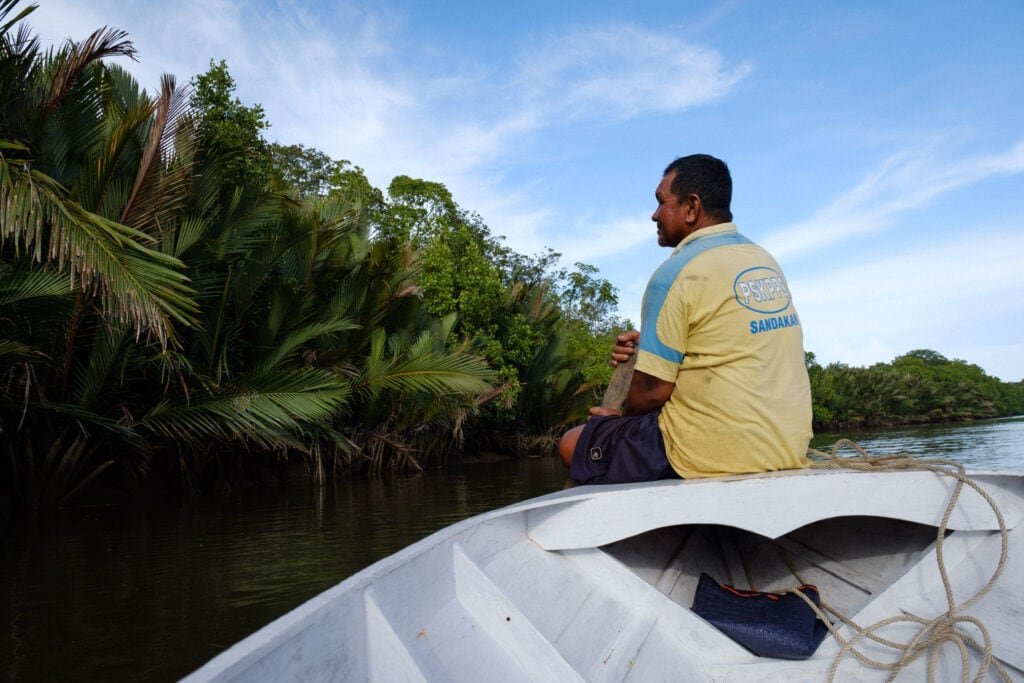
[0,2,622,509]
[807,350,1024,431]
[2,2,1022,509]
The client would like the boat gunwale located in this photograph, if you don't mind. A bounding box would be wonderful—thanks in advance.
[526,468,1023,550]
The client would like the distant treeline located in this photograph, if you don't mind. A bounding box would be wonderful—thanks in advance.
[807,350,1023,431]
[1,3,1020,511]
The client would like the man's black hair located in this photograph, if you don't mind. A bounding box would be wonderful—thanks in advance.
[663,154,733,222]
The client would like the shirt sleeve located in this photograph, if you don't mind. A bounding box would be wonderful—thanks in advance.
[636,269,688,382]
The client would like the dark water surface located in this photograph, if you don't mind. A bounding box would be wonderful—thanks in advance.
[4,417,1024,681]
[1,457,569,681]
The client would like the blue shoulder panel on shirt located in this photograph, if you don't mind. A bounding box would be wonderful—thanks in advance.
[639,231,753,363]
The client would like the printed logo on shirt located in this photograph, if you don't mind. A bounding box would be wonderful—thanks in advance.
[589,447,604,462]
[733,266,792,314]
[750,313,800,334]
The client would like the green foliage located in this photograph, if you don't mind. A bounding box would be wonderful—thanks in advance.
[558,262,619,332]
[555,261,626,390]
[374,175,625,441]
[383,175,458,245]
[189,59,270,189]
[0,0,208,507]
[808,349,1023,431]
[0,6,502,508]
[328,160,384,211]
[269,142,333,197]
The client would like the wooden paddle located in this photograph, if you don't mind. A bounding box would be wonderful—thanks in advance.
[601,348,637,411]
[562,348,637,489]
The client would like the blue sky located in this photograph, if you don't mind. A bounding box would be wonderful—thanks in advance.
[30,1,1024,381]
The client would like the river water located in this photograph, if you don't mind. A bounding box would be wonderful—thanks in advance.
[3,416,1024,681]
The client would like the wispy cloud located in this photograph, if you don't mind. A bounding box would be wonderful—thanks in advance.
[436,25,751,256]
[516,24,752,124]
[763,139,1024,261]
[795,227,1024,374]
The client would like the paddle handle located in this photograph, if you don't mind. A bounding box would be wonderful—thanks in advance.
[601,351,637,410]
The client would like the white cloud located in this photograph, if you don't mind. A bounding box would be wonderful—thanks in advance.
[763,139,1024,262]
[516,24,751,123]
[795,228,1024,378]
[19,1,105,45]
[26,0,247,94]
[546,216,645,263]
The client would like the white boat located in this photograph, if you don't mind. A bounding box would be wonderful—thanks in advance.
[183,461,1024,682]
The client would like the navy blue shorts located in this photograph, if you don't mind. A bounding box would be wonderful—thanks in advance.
[569,411,679,485]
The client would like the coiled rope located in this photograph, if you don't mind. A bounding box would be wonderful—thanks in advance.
[783,439,1011,682]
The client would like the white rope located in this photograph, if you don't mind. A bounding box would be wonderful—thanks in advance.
[789,440,1012,682]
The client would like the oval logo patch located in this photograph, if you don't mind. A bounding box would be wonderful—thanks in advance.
[733,266,792,314]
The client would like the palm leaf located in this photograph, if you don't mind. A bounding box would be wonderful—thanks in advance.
[253,318,360,374]
[0,3,39,118]
[10,398,144,445]
[121,72,197,232]
[41,25,136,117]
[139,368,352,450]
[356,350,494,396]
[0,338,33,358]
[0,265,69,304]
[75,72,154,215]
[69,321,131,407]
[0,143,198,342]
[0,0,37,35]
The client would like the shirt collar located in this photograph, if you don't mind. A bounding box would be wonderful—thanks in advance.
[670,222,738,256]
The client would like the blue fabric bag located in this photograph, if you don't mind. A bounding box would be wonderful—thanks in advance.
[691,572,829,660]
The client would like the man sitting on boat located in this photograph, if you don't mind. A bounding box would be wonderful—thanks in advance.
[559,154,812,484]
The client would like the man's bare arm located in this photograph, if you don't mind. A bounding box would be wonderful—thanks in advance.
[589,330,675,416]
[623,369,674,415]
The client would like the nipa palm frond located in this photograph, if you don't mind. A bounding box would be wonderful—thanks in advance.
[138,367,352,451]
[69,321,132,407]
[0,265,69,305]
[41,26,136,117]
[121,72,197,233]
[253,318,361,374]
[16,397,144,445]
[357,350,495,397]
[0,338,33,359]
[0,0,36,36]
[0,143,199,343]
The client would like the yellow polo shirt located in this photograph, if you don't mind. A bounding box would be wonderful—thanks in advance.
[634,223,812,478]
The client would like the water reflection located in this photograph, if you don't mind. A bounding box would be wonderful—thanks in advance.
[1,457,568,682]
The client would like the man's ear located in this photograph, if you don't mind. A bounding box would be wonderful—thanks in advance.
[685,194,703,224]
